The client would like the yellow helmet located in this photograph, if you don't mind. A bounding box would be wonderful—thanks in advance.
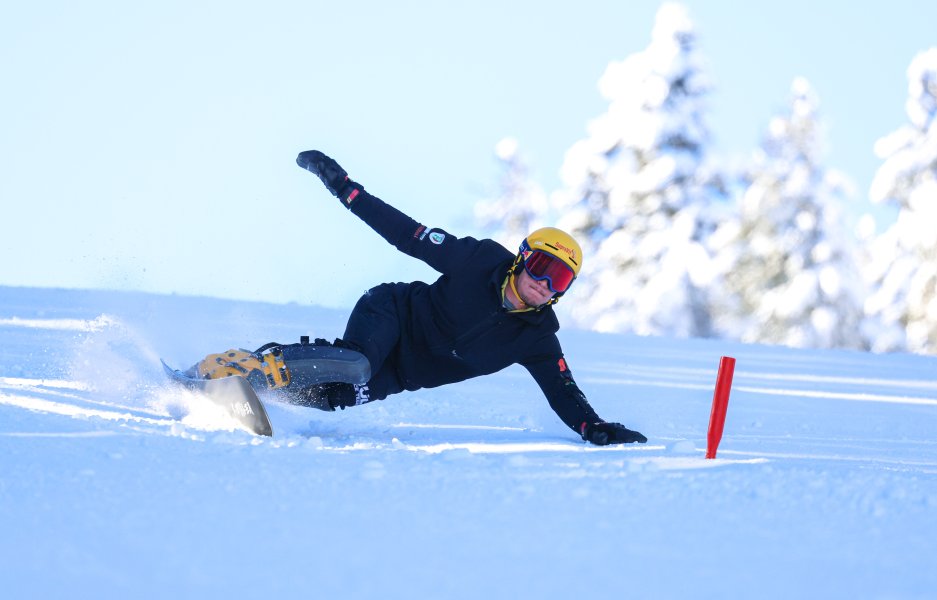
[512,227,583,305]
[521,227,582,276]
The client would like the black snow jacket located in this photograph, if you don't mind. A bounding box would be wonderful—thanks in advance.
[345,188,602,434]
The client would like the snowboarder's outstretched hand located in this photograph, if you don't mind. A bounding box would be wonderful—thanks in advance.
[581,421,647,445]
[297,150,361,204]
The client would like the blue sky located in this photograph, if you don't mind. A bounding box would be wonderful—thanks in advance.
[2,1,935,309]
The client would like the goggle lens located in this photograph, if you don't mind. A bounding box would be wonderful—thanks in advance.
[524,251,575,293]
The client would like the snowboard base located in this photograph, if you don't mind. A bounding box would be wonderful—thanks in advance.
[161,360,274,436]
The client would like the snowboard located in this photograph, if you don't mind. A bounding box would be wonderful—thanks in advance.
[161,360,274,436]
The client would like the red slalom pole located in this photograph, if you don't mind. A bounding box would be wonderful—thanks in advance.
[706,356,736,459]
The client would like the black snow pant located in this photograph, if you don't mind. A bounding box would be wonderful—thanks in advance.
[341,283,408,403]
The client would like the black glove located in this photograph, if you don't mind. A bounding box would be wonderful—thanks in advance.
[581,421,648,445]
[296,150,359,202]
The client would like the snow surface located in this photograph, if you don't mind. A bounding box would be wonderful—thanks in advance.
[2,286,937,599]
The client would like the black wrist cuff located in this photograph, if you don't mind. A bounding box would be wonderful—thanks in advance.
[338,180,365,208]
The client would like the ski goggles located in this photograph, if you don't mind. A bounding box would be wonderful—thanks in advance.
[523,251,576,293]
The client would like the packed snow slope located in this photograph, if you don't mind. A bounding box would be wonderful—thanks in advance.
[2,286,936,599]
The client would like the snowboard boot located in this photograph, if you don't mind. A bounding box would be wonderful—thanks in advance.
[190,336,371,395]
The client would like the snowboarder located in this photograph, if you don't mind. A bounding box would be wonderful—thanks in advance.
[188,150,646,446]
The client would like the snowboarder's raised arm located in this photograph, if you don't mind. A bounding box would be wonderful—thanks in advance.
[296,150,478,274]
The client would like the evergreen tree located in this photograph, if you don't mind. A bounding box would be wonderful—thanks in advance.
[865,48,937,353]
[710,78,866,349]
[553,3,723,337]
[474,137,549,251]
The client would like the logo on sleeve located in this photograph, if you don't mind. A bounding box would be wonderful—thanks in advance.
[429,231,446,245]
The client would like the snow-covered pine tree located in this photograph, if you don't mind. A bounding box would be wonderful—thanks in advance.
[474,137,549,251]
[864,48,937,354]
[553,3,723,337]
[709,78,866,349]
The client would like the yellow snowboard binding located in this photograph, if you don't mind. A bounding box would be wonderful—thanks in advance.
[196,349,291,389]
